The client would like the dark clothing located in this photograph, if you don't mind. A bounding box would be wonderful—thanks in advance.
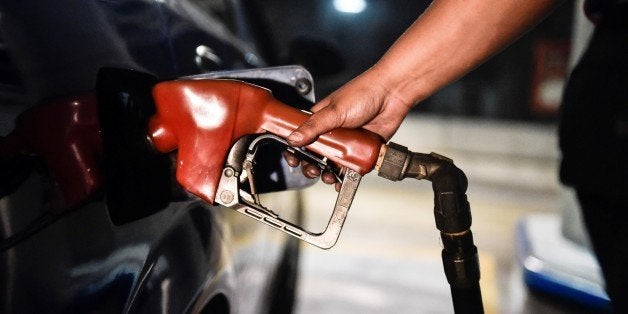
[577,191,628,312]
[559,4,628,312]
[560,6,628,200]
[584,0,628,22]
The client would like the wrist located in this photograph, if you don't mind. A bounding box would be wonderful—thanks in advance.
[366,61,434,110]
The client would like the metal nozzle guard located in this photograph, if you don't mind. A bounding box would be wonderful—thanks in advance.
[215,134,362,249]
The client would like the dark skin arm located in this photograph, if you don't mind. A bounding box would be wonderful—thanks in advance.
[284,0,562,184]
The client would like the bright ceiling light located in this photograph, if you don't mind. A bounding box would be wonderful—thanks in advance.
[333,0,366,14]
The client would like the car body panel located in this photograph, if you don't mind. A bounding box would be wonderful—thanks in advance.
[0,0,303,312]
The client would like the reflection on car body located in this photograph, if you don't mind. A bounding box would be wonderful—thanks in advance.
[0,1,306,313]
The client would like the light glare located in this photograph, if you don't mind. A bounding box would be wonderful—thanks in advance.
[333,0,366,14]
[183,88,227,129]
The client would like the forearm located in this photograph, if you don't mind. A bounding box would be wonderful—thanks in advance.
[286,0,563,146]
[372,0,562,106]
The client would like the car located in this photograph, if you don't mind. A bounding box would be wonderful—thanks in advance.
[0,1,313,313]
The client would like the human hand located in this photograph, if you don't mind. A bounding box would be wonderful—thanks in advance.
[283,68,413,188]
[286,69,412,146]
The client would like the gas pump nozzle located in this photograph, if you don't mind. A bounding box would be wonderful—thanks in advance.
[148,78,483,312]
[147,79,384,249]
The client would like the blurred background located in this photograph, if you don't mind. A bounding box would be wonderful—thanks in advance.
[0,0,607,312]
[241,0,574,121]
[225,0,606,313]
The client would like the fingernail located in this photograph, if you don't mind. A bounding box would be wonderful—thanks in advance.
[286,158,298,167]
[306,166,320,177]
[287,132,303,145]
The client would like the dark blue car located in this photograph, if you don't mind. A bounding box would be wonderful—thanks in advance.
[0,1,310,312]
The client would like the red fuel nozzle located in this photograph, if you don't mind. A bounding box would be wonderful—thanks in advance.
[0,93,102,211]
[147,79,383,204]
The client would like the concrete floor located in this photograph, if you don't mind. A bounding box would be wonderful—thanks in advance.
[293,115,595,313]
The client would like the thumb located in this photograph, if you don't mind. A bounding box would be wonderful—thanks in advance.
[287,105,342,146]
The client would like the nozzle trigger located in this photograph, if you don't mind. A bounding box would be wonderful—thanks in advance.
[215,134,361,249]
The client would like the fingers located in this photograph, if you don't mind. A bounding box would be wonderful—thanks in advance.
[283,151,323,179]
[321,172,337,184]
[310,97,330,113]
[283,150,340,186]
[282,151,300,168]
[301,161,321,178]
[287,102,342,147]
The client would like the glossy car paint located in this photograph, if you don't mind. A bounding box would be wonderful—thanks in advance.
[0,0,301,313]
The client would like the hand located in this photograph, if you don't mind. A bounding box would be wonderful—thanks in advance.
[286,68,412,147]
[284,0,560,189]
[284,68,414,188]
[282,150,342,191]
